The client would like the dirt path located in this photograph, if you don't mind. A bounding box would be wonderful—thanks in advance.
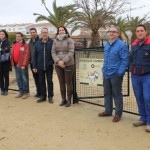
[0,72,150,150]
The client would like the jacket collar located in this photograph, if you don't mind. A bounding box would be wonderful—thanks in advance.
[108,38,118,45]
[132,36,150,46]
[40,37,51,44]
[30,36,39,43]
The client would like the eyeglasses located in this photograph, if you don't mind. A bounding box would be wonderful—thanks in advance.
[41,32,48,34]
[108,31,118,33]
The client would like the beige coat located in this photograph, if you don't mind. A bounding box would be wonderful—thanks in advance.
[51,37,74,66]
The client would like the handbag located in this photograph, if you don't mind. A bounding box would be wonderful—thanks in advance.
[0,52,10,62]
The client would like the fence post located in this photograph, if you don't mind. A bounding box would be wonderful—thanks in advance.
[73,51,78,104]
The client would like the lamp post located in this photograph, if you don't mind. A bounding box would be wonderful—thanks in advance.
[125,30,133,50]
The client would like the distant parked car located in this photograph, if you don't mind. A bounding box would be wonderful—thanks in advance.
[74,42,84,49]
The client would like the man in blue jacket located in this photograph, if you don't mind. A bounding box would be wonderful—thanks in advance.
[98,25,129,122]
[33,28,54,103]
[131,25,150,132]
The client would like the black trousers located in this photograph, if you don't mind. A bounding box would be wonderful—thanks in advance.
[30,63,41,95]
[38,66,54,98]
[0,62,10,91]
[55,65,74,101]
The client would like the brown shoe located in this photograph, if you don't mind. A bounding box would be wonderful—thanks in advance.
[112,115,121,122]
[98,111,112,117]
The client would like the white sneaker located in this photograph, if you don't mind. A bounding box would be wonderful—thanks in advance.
[145,125,150,132]
[15,93,23,98]
[22,93,29,99]
[133,120,146,127]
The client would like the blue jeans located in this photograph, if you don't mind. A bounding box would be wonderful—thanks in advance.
[15,65,29,93]
[104,76,123,116]
[132,74,150,125]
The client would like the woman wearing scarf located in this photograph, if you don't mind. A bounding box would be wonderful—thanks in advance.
[52,26,74,107]
[0,30,11,95]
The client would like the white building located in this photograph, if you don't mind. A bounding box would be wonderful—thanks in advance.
[0,23,32,34]
[0,22,57,35]
[26,23,57,34]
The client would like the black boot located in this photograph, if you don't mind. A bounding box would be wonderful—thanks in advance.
[34,93,41,97]
[59,100,67,106]
[37,97,46,103]
[65,100,71,107]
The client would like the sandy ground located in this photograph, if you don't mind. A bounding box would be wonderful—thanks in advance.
[0,71,150,150]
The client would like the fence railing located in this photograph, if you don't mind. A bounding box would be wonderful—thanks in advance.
[73,47,138,115]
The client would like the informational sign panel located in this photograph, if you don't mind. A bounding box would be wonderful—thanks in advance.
[79,58,104,86]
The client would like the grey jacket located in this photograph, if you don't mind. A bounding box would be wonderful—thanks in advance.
[52,36,74,66]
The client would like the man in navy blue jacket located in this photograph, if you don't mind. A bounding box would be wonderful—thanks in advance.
[98,25,129,122]
[131,25,150,132]
[33,28,54,103]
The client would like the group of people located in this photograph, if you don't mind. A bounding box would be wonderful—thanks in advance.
[0,26,74,107]
[98,24,150,133]
[0,24,150,132]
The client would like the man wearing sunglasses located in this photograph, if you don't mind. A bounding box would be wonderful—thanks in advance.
[98,25,129,122]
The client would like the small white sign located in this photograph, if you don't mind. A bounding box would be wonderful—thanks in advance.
[79,58,104,86]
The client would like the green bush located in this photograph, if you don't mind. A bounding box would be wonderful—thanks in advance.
[8,33,16,45]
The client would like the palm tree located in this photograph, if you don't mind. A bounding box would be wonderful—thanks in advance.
[34,0,79,28]
[127,16,146,41]
[72,0,128,47]
[144,21,150,36]
[72,10,114,47]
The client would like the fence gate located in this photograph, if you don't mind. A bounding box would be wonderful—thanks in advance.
[73,48,138,115]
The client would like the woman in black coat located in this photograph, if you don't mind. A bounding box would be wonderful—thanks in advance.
[0,30,11,95]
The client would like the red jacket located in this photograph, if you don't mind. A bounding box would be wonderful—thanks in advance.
[11,42,30,68]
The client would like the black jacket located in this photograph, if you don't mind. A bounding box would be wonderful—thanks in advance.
[29,36,39,63]
[0,38,10,56]
[0,38,11,71]
[33,38,53,70]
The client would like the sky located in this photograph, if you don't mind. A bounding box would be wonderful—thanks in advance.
[0,0,149,25]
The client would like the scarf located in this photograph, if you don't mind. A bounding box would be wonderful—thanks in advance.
[57,34,68,41]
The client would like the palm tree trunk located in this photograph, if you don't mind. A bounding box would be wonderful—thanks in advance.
[90,30,100,48]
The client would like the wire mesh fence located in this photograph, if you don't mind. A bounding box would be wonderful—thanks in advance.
[73,48,138,115]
